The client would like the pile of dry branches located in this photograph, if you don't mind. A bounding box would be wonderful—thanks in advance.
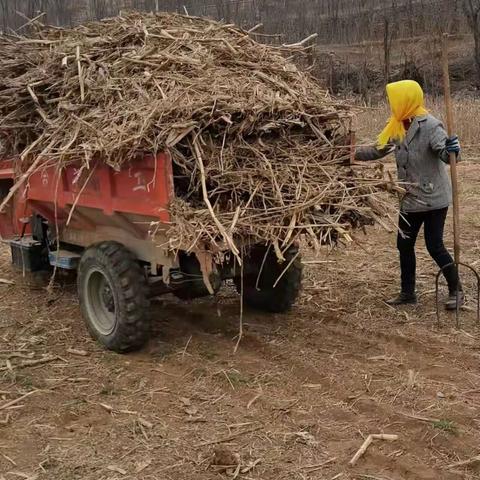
[0,12,396,254]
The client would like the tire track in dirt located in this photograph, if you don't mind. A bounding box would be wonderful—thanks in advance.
[226,301,480,479]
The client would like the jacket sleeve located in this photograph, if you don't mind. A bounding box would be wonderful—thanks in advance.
[355,145,394,161]
[430,122,461,164]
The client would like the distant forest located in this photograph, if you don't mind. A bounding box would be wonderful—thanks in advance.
[0,1,471,43]
[1,0,480,90]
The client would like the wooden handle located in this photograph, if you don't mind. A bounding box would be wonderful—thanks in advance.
[349,130,356,166]
[442,33,461,264]
[349,116,356,166]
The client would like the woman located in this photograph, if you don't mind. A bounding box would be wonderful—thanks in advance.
[356,80,462,309]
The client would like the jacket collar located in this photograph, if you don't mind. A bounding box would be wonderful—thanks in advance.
[406,114,428,144]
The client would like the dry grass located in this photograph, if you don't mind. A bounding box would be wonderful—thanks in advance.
[356,96,480,154]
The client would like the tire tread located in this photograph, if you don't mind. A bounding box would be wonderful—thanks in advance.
[78,241,150,353]
[235,246,302,313]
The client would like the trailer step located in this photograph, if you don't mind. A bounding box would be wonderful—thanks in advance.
[49,250,81,270]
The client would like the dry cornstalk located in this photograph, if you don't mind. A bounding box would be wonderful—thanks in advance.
[195,426,262,447]
[349,434,399,466]
[303,457,337,472]
[192,139,240,263]
[0,355,58,372]
[0,12,398,255]
[66,348,88,357]
[447,454,480,469]
[0,390,39,411]
[399,411,440,423]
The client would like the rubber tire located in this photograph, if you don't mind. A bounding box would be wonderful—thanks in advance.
[78,241,150,353]
[235,246,303,313]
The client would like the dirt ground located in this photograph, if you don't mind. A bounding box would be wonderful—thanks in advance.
[1,162,480,480]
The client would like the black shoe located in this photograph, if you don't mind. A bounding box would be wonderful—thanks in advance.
[445,291,465,311]
[385,292,417,306]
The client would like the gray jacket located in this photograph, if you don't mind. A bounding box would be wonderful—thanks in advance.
[356,114,452,213]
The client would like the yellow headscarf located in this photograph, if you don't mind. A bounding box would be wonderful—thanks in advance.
[377,80,428,148]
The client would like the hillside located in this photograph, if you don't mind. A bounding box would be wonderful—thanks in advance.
[0,0,467,43]
[315,33,477,98]
[0,1,476,94]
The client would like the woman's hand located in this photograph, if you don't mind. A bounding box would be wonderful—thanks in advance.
[354,143,396,162]
[446,135,461,155]
[381,143,396,156]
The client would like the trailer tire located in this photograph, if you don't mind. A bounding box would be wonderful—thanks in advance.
[234,246,302,313]
[78,241,150,353]
[173,253,221,300]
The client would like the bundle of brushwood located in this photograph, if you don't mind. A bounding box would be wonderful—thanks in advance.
[0,12,397,256]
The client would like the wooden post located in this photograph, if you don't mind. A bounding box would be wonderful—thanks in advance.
[442,33,460,265]
[329,52,334,93]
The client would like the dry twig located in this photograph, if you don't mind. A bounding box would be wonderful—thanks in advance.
[349,434,399,466]
[447,454,480,469]
[195,426,262,447]
[0,390,39,411]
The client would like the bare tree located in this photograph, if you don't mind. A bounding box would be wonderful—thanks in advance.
[89,0,109,19]
[0,0,474,95]
[464,0,480,84]
[382,1,398,82]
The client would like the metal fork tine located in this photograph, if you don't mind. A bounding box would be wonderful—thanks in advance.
[436,262,480,328]
[436,270,442,328]
[477,274,480,326]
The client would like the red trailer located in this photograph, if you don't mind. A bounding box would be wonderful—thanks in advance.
[0,154,302,352]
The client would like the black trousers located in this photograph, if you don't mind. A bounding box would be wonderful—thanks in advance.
[397,208,460,295]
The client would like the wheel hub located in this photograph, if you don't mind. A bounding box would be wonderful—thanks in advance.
[84,269,117,335]
[101,284,115,313]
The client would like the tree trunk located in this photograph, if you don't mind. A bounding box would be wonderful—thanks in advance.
[473,30,480,86]
[384,17,391,83]
[463,0,480,86]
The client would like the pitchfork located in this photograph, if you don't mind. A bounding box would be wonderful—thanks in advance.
[435,34,480,327]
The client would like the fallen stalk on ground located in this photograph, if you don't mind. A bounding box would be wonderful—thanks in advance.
[349,434,399,466]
